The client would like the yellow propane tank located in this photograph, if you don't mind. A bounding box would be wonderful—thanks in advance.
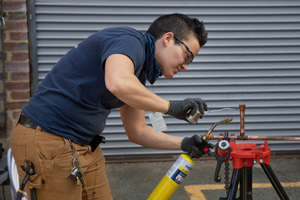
[147,154,195,200]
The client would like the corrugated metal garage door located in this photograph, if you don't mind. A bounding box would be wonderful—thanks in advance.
[28,0,300,156]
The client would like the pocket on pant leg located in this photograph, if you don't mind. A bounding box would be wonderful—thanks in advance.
[10,137,44,189]
[28,174,43,189]
[36,132,66,161]
[36,136,77,194]
[35,133,67,187]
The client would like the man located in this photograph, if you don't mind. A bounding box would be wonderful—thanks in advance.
[11,13,210,199]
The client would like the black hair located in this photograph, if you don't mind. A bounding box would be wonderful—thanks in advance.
[146,13,208,47]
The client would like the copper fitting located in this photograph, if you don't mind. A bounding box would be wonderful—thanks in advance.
[239,104,246,137]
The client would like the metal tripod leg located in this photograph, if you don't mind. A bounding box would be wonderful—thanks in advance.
[239,167,253,200]
[227,168,241,200]
[260,164,290,200]
[226,167,253,200]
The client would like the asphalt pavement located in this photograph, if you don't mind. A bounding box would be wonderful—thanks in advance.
[106,155,300,200]
[0,155,299,200]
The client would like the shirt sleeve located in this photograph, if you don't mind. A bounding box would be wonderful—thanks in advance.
[100,35,145,77]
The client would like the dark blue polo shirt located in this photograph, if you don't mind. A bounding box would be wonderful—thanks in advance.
[22,27,148,145]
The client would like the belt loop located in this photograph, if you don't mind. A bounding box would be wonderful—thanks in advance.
[14,113,22,127]
[36,126,42,131]
[87,145,91,153]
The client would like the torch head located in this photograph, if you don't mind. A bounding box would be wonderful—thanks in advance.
[203,118,233,140]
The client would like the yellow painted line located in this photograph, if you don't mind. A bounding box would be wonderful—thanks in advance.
[184,182,300,200]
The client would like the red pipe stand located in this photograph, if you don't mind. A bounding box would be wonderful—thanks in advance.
[230,140,270,169]
[215,140,289,200]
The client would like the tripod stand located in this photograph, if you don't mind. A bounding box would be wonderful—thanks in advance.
[214,140,290,200]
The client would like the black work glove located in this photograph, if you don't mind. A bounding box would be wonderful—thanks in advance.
[181,135,213,158]
[166,98,208,123]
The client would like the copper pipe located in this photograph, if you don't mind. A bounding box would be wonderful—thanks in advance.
[241,136,300,141]
[239,104,246,137]
[206,135,300,141]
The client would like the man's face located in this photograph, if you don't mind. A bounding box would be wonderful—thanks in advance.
[156,34,200,79]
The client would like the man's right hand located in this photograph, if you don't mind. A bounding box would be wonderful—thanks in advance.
[165,98,207,123]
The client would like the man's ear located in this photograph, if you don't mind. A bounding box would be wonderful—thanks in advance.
[162,32,174,47]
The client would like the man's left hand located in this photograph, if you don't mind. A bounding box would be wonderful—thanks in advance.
[181,135,213,158]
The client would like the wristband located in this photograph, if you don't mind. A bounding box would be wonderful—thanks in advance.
[165,100,170,114]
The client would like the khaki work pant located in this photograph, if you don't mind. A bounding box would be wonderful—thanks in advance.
[10,116,113,200]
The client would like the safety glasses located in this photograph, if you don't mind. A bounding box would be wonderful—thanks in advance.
[174,35,194,64]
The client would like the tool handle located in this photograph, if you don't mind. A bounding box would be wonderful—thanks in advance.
[30,186,37,200]
[16,190,24,200]
[214,144,231,182]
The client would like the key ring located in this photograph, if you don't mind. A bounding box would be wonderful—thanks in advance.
[71,150,79,160]
[68,139,81,168]
[68,139,80,159]
[72,158,80,168]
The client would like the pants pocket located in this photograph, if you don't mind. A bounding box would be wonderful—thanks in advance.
[10,132,44,189]
[36,132,66,161]
[28,173,43,189]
